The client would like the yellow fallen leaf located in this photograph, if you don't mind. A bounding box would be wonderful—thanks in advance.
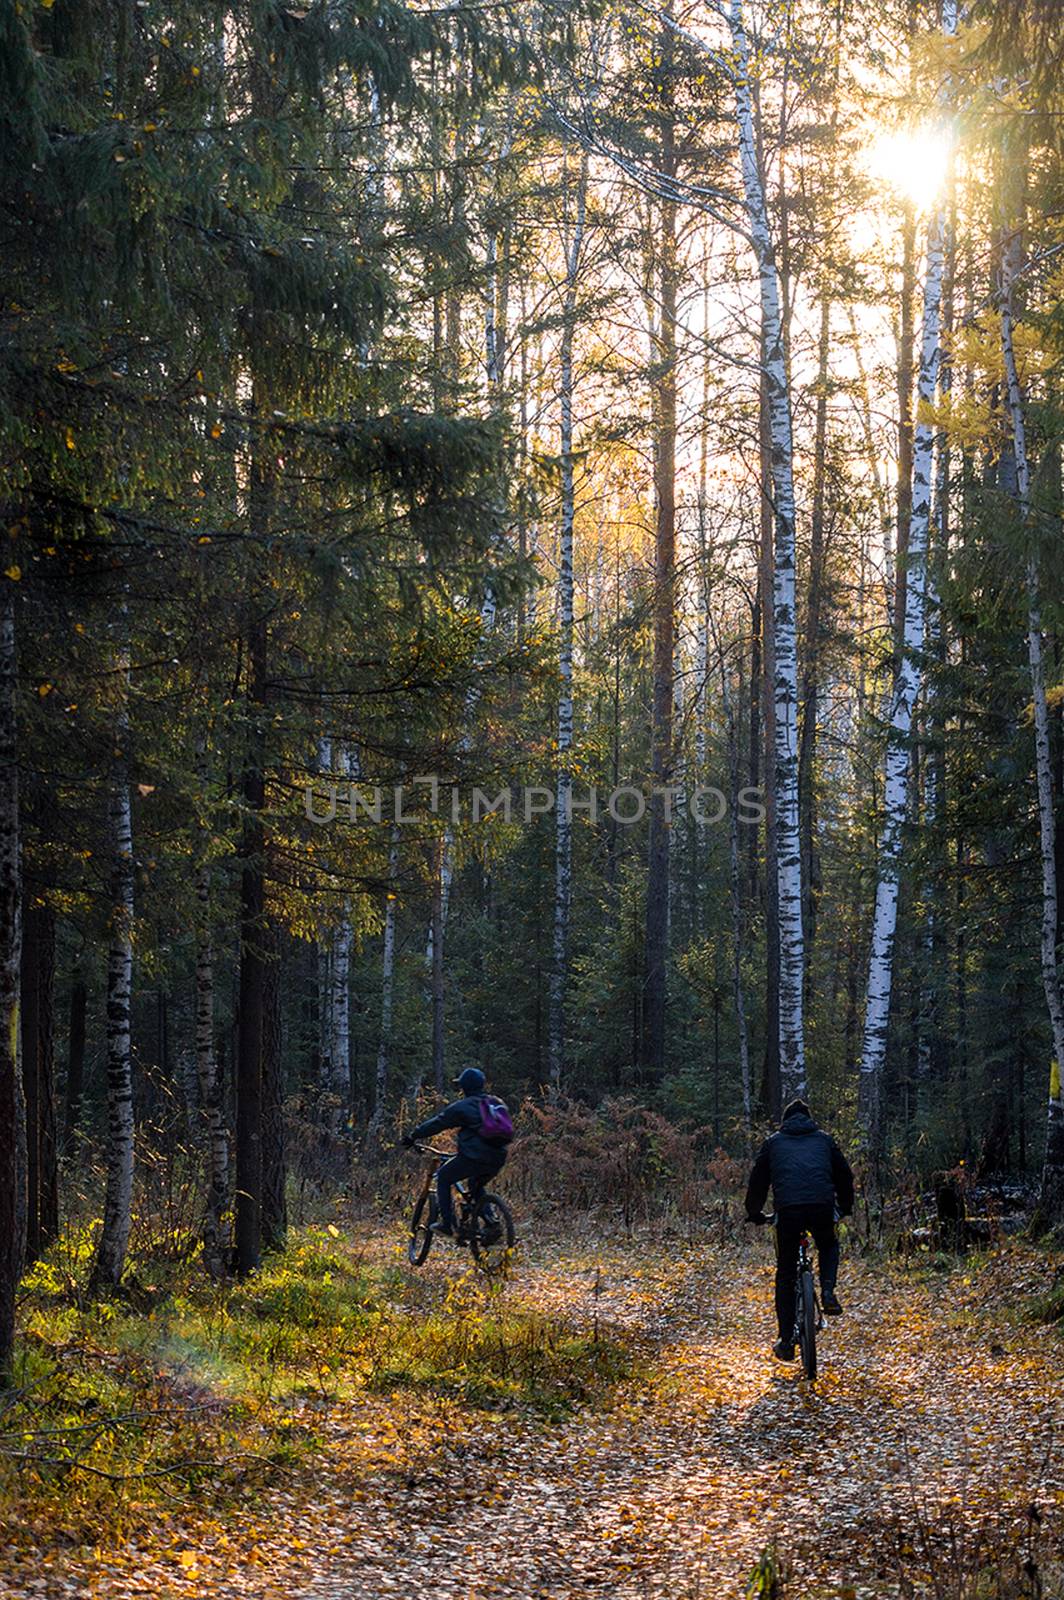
[4,566,20,582]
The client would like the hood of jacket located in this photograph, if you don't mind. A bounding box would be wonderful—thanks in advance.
[780,1111,819,1137]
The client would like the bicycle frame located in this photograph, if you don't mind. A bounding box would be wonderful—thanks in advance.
[409,1144,485,1240]
[406,1142,513,1271]
[767,1215,824,1379]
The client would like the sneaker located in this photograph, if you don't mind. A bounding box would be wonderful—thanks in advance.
[429,1220,454,1237]
[773,1339,797,1362]
[821,1291,842,1315]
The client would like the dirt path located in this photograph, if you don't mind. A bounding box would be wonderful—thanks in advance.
[294,1233,1062,1599]
[6,1232,1062,1599]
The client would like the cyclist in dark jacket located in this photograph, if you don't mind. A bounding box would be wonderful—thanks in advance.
[403,1066,507,1237]
[745,1099,855,1362]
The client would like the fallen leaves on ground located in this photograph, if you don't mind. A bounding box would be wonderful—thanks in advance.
[1,1228,1060,1598]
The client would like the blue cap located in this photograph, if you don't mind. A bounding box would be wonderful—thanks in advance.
[454,1066,486,1094]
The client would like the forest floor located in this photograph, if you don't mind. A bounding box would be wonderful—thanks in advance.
[2,1219,1063,1599]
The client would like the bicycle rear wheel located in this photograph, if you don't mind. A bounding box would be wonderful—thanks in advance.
[469,1193,514,1275]
[797,1268,818,1380]
[408,1193,436,1266]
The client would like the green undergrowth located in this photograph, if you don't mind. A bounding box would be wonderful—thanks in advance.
[1028,1274,1064,1325]
[1,1225,630,1543]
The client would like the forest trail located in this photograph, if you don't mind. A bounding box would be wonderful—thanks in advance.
[291,1233,1062,1599]
[6,1231,1061,1600]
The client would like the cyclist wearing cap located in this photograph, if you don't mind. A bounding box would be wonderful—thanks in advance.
[402,1066,509,1237]
[744,1098,855,1362]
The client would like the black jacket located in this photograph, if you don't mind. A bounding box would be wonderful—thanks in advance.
[409,1094,507,1167]
[744,1111,854,1218]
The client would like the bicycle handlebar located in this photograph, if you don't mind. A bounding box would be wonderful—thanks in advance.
[408,1141,449,1158]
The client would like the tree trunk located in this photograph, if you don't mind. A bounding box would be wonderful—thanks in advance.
[20,900,40,1263]
[90,648,135,1293]
[428,836,446,1095]
[858,1,955,1148]
[798,291,832,1009]
[759,368,781,1119]
[921,176,955,1099]
[730,0,805,1101]
[329,769,353,1130]
[316,734,333,1099]
[998,206,1064,1223]
[368,829,400,1146]
[235,614,266,1278]
[641,106,677,1086]
[196,863,227,1279]
[894,202,917,655]
[21,901,57,1261]
[0,581,24,1377]
[261,924,286,1252]
[549,151,587,1094]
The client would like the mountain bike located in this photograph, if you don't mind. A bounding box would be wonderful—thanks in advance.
[770,1212,823,1381]
[407,1143,515,1274]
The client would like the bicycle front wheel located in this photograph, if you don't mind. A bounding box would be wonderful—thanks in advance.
[408,1193,436,1266]
[797,1268,818,1380]
[470,1193,515,1275]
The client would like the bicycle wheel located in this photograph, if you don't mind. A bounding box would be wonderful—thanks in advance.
[469,1193,514,1274]
[797,1268,818,1380]
[408,1193,436,1266]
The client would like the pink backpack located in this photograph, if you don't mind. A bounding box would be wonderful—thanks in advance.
[478,1095,515,1145]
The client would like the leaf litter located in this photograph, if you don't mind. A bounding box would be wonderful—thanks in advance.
[1,1230,1060,1599]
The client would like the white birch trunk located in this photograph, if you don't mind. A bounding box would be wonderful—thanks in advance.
[729,0,805,1099]
[91,649,135,1290]
[918,208,953,1087]
[999,238,1064,1218]
[548,152,587,1093]
[858,0,956,1144]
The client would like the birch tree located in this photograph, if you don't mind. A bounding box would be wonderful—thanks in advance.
[90,643,135,1291]
[859,1,957,1146]
[549,151,588,1093]
[728,0,806,1100]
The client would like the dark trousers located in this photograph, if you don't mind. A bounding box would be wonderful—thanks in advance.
[775,1204,839,1340]
[436,1154,503,1230]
